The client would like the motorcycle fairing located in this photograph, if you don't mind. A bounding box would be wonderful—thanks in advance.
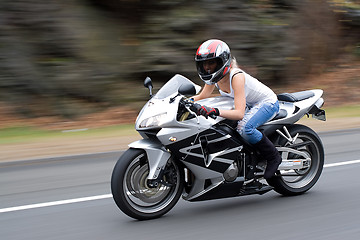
[164,126,247,201]
[167,128,242,173]
[128,139,171,180]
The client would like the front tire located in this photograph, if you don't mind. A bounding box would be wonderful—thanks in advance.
[267,125,324,196]
[111,148,184,220]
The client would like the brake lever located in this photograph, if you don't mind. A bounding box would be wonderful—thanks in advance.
[184,105,200,124]
[182,99,217,121]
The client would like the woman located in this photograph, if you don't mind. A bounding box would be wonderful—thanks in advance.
[191,39,281,179]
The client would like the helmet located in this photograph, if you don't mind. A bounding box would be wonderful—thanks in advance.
[195,39,231,85]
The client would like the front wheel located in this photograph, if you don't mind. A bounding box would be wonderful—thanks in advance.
[267,125,324,196]
[111,148,184,220]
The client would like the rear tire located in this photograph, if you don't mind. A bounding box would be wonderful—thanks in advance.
[111,148,184,220]
[267,125,324,196]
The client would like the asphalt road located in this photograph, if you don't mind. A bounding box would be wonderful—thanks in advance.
[1,128,360,240]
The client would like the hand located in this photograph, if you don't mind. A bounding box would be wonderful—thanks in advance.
[199,105,219,119]
[190,103,219,119]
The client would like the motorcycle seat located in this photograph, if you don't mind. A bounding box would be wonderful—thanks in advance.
[277,90,315,102]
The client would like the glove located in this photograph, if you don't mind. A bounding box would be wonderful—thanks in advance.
[190,103,219,119]
[199,105,219,119]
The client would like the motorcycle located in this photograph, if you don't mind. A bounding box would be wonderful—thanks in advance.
[111,74,326,220]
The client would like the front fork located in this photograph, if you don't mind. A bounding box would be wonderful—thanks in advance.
[128,139,171,186]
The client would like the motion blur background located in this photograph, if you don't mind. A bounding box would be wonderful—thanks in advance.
[0,0,359,129]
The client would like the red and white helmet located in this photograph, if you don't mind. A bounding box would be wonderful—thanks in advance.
[195,39,231,85]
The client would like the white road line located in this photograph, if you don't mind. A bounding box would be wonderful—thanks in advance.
[1,159,360,214]
[0,194,112,213]
[324,159,360,168]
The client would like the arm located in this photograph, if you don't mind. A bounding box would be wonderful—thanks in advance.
[218,73,246,120]
[192,84,215,101]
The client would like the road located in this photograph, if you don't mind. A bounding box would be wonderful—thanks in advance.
[1,128,360,240]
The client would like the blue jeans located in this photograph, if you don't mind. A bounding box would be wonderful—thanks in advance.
[237,101,279,144]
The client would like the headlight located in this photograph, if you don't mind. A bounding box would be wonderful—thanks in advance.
[139,112,167,128]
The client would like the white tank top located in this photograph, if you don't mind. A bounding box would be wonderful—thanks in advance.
[216,68,277,107]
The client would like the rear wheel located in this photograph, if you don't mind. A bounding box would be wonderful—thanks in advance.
[267,125,324,196]
[111,148,184,220]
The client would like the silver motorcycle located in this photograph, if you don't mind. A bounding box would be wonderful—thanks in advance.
[111,74,326,220]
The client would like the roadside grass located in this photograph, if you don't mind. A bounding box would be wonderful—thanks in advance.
[323,104,360,118]
[0,104,359,145]
[0,124,136,144]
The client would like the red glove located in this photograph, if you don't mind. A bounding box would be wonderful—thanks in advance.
[191,103,219,119]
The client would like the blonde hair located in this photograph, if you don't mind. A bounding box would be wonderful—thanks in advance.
[231,57,239,68]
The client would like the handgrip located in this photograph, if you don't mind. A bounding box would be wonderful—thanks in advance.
[209,114,217,120]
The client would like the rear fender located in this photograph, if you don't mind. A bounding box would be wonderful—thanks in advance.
[268,89,325,125]
[129,139,170,180]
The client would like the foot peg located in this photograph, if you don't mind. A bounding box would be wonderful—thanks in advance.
[240,181,273,196]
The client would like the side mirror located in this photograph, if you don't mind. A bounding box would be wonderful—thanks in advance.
[178,83,196,96]
[144,77,153,97]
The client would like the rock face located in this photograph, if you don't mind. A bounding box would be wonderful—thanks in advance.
[0,0,359,118]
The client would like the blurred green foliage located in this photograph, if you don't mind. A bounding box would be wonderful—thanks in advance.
[0,0,359,119]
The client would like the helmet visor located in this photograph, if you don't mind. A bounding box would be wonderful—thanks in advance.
[196,58,223,75]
